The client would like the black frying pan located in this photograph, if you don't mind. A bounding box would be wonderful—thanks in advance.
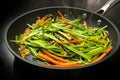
[5,0,120,70]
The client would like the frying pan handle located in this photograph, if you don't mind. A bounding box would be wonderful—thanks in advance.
[96,0,120,15]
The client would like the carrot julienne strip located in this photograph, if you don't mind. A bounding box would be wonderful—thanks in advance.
[20,51,25,59]
[42,49,71,63]
[83,21,88,28]
[47,62,85,68]
[37,53,62,65]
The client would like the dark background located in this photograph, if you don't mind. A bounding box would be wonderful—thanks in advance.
[0,0,120,80]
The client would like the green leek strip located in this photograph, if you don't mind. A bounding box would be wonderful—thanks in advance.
[29,47,37,56]
[51,23,67,30]
[63,44,91,61]
[27,24,33,29]
[58,31,72,40]
[86,47,104,57]
[21,30,40,41]
[44,33,60,42]
[63,29,89,39]
[30,40,48,49]
[52,23,88,39]
[67,19,85,30]
[30,40,62,51]
[24,41,39,47]
[54,33,67,41]
[48,50,73,58]
[100,25,108,30]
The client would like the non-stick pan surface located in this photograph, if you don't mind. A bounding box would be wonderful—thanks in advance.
[5,6,120,70]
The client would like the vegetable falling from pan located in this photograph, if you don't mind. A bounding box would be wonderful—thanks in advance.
[10,10,113,68]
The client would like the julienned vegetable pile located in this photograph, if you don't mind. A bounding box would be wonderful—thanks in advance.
[11,11,113,68]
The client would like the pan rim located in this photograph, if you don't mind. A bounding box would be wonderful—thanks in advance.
[4,6,120,70]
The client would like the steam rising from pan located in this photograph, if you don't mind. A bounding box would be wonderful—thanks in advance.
[60,0,104,27]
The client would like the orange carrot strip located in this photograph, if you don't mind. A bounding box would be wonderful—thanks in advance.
[39,16,47,25]
[20,51,25,58]
[18,45,24,51]
[70,39,82,43]
[58,18,70,23]
[37,51,85,68]
[65,25,73,29]
[24,28,30,33]
[42,49,71,63]
[37,53,61,65]
[91,46,113,63]
[83,21,88,28]
[39,14,52,25]
[57,10,65,18]
[57,10,70,22]
[48,62,85,68]
[102,33,108,39]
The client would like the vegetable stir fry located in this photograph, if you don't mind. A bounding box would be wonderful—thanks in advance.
[11,11,113,68]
